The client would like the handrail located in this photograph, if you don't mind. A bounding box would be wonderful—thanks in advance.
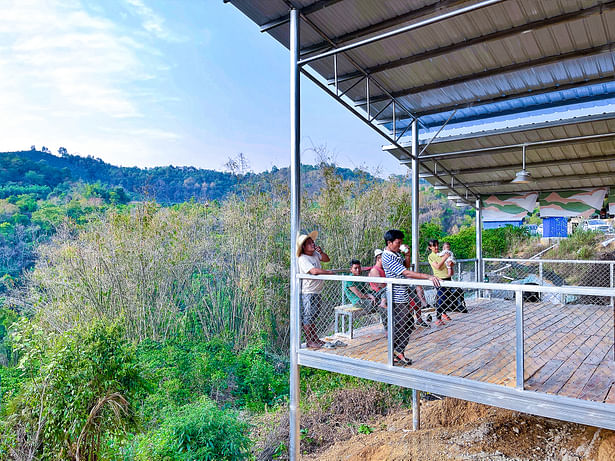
[296,273,614,296]
[484,257,614,265]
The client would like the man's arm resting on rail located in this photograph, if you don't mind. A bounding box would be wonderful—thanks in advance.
[402,269,441,287]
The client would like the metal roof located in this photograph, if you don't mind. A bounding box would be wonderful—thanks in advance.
[386,111,615,195]
[228,0,615,201]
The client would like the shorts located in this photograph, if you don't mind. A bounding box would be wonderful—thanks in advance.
[301,293,322,325]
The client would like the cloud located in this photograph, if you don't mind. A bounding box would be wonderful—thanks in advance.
[0,1,145,119]
[124,0,184,42]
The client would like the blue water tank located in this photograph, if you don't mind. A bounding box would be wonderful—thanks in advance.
[483,220,522,230]
[543,217,568,237]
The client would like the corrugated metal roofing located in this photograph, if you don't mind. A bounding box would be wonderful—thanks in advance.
[385,112,615,195]
[228,0,615,198]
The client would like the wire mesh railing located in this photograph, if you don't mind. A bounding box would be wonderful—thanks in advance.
[484,258,615,306]
[296,273,614,401]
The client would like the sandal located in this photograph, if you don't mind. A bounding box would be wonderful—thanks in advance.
[393,351,412,366]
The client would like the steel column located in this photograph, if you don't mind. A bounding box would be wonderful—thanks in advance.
[411,119,419,270]
[610,262,614,308]
[412,389,420,430]
[475,199,483,284]
[289,9,301,461]
[515,290,525,390]
[386,283,394,366]
[410,119,421,430]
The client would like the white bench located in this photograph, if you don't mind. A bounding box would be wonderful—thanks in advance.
[334,304,363,339]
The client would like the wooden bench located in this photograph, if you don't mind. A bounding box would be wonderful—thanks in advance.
[334,304,364,339]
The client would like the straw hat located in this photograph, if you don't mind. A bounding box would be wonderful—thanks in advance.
[296,230,318,257]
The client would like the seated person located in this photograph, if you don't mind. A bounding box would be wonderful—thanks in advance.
[438,241,456,278]
[368,249,387,309]
[344,259,376,309]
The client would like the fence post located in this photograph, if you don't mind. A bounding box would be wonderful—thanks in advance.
[539,261,543,286]
[515,290,525,390]
[610,262,614,308]
[412,389,420,430]
[386,283,394,366]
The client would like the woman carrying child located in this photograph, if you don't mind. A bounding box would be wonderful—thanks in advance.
[427,239,453,326]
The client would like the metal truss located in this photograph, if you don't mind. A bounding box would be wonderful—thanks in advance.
[281,0,487,205]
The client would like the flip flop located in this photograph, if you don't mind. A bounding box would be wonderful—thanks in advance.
[393,351,412,366]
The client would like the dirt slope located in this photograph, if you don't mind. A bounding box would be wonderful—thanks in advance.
[304,398,615,461]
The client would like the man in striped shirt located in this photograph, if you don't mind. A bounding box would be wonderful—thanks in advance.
[381,229,441,366]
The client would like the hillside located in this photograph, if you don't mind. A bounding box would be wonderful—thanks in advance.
[1,149,384,204]
[302,397,614,461]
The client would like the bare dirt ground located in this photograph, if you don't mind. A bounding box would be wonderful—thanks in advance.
[303,398,615,461]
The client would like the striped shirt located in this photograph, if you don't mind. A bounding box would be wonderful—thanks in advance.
[382,249,413,303]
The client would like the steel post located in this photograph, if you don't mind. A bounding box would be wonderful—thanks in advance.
[610,262,613,308]
[387,283,394,366]
[475,199,483,296]
[515,290,525,390]
[539,261,544,286]
[289,9,301,461]
[411,119,419,271]
[412,389,420,430]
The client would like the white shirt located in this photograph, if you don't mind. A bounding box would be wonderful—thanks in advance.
[297,251,324,294]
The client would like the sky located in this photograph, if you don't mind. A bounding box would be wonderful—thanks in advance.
[0,0,401,177]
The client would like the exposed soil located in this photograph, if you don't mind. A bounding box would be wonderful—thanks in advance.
[302,398,615,461]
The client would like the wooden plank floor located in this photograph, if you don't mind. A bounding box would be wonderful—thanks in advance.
[317,298,615,403]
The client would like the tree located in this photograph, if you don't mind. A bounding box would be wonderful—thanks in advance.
[1,320,146,460]
[58,147,68,156]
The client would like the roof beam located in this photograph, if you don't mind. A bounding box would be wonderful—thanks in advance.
[300,0,468,56]
[417,92,615,128]
[298,0,504,66]
[415,132,615,161]
[332,1,615,85]
[412,74,615,119]
[259,0,344,33]
[463,170,615,188]
[419,153,615,178]
[357,44,615,105]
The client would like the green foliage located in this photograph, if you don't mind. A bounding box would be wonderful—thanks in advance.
[136,338,288,422]
[357,424,374,435]
[236,340,288,411]
[0,320,146,460]
[441,225,530,259]
[128,396,251,461]
[555,228,602,260]
[0,305,19,366]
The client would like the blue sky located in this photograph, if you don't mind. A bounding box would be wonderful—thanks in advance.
[0,0,401,177]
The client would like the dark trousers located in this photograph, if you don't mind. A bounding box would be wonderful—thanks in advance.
[390,301,414,353]
[436,277,452,319]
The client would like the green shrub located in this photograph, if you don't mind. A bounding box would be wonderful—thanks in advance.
[0,319,146,460]
[438,225,530,260]
[236,341,288,411]
[556,228,602,260]
[130,396,251,461]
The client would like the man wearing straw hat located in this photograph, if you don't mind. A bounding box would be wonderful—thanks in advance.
[297,230,333,348]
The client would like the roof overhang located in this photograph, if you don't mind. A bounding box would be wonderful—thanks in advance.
[228,0,615,203]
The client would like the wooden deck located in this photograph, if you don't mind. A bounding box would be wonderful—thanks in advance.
[319,298,615,403]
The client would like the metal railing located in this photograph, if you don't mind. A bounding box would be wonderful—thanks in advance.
[296,273,614,391]
[483,258,615,306]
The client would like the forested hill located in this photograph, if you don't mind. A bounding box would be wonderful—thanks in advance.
[1,150,383,203]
